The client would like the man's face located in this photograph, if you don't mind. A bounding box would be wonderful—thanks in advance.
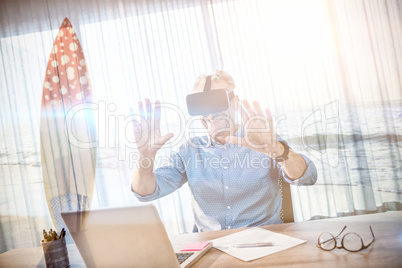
[199,80,238,137]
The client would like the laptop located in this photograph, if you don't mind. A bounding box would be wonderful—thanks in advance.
[61,204,212,267]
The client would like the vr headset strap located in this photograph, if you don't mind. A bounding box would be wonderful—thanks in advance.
[203,75,212,91]
[203,75,234,100]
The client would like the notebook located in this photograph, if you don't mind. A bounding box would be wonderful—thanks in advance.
[61,204,212,267]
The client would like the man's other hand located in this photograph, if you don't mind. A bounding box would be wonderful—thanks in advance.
[225,100,284,157]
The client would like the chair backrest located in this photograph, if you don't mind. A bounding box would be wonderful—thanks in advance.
[281,181,294,223]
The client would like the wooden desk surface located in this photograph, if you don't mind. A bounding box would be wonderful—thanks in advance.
[0,211,401,267]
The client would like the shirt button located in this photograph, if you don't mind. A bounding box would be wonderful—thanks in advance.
[227,206,231,209]
[223,166,228,169]
[225,186,229,189]
[228,226,231,229]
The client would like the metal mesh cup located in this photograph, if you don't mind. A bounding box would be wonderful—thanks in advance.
[41,236,70,268]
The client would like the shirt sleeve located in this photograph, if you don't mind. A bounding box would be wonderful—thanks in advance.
[276,135,318,186]
[280,153,318,186]
[131,147,189,202]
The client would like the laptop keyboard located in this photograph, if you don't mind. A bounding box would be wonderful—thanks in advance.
[176,252,194,264]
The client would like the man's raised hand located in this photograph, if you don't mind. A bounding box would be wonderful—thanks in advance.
[225,100,283,156]
[132,98,174,158]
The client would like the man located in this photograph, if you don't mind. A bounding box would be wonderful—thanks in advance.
[131,70,317,232]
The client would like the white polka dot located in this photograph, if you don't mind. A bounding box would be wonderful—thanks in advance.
[78,66,82,70]
[51,60,58,67]
[52,76,59,83]
[70,28,75,34]
[45,95,49,100]
[57,30,63,37]
[69,43,78,51]
[49,87,53,91]
[73,36,78,40]
[79,76,88,84]
[71,85,75,89]
[61,86,68,95]
[44,82,51,88]
[76,92,82,100]
[60,55,70,65]
[51,45,57,54]
[54,94,57,97]
[61,72,63,75]
[60,42,64,47]
[65,37,68,40]
[73,53,77,57]
[79,59,86,66]
[47,70,51,75]
[66,67,74,74]
[67,73,75,80]
[60,50,64,53]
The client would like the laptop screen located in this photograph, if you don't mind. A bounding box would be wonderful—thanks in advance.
[61,205,180,268]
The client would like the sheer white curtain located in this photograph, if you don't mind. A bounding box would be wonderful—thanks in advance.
[209,0,402,220]
[0,0,401,253]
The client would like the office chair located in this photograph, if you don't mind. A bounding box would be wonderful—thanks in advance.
[280,180,294,223]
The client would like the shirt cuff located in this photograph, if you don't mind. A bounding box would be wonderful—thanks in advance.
[280,153,317,186]
[131,183,160,202]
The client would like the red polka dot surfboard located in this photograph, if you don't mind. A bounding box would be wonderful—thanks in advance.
[40,18,96,233]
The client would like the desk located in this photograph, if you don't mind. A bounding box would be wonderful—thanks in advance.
[0,211,401,267]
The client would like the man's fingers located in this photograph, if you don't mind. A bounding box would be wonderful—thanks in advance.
[132,119,145,142]
[240,101,250,123]
[265,108,273,132]
[253,101,264,116]
[145,98,152,126]
[138,101,145,118]
[132,105,149,133]
[265,108,277,144]
[129,107,136,127]
[154,100,161,131]
[242,99,255,116]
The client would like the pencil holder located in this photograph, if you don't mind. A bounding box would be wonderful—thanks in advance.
[41,236,70,268]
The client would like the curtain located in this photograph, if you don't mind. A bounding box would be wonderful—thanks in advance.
[0,0,401,253]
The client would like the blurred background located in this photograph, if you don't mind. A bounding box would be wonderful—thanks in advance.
[0,0,401,253]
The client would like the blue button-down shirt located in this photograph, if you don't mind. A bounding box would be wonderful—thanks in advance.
[132,127,317,232]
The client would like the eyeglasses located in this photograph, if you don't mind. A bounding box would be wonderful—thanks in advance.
[317,226,375,252]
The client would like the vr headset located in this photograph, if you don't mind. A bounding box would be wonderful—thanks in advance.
[186,75,235,116]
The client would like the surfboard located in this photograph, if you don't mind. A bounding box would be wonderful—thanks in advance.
[40,17,96,235]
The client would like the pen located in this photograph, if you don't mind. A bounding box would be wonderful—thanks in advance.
[233,242,275,248]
